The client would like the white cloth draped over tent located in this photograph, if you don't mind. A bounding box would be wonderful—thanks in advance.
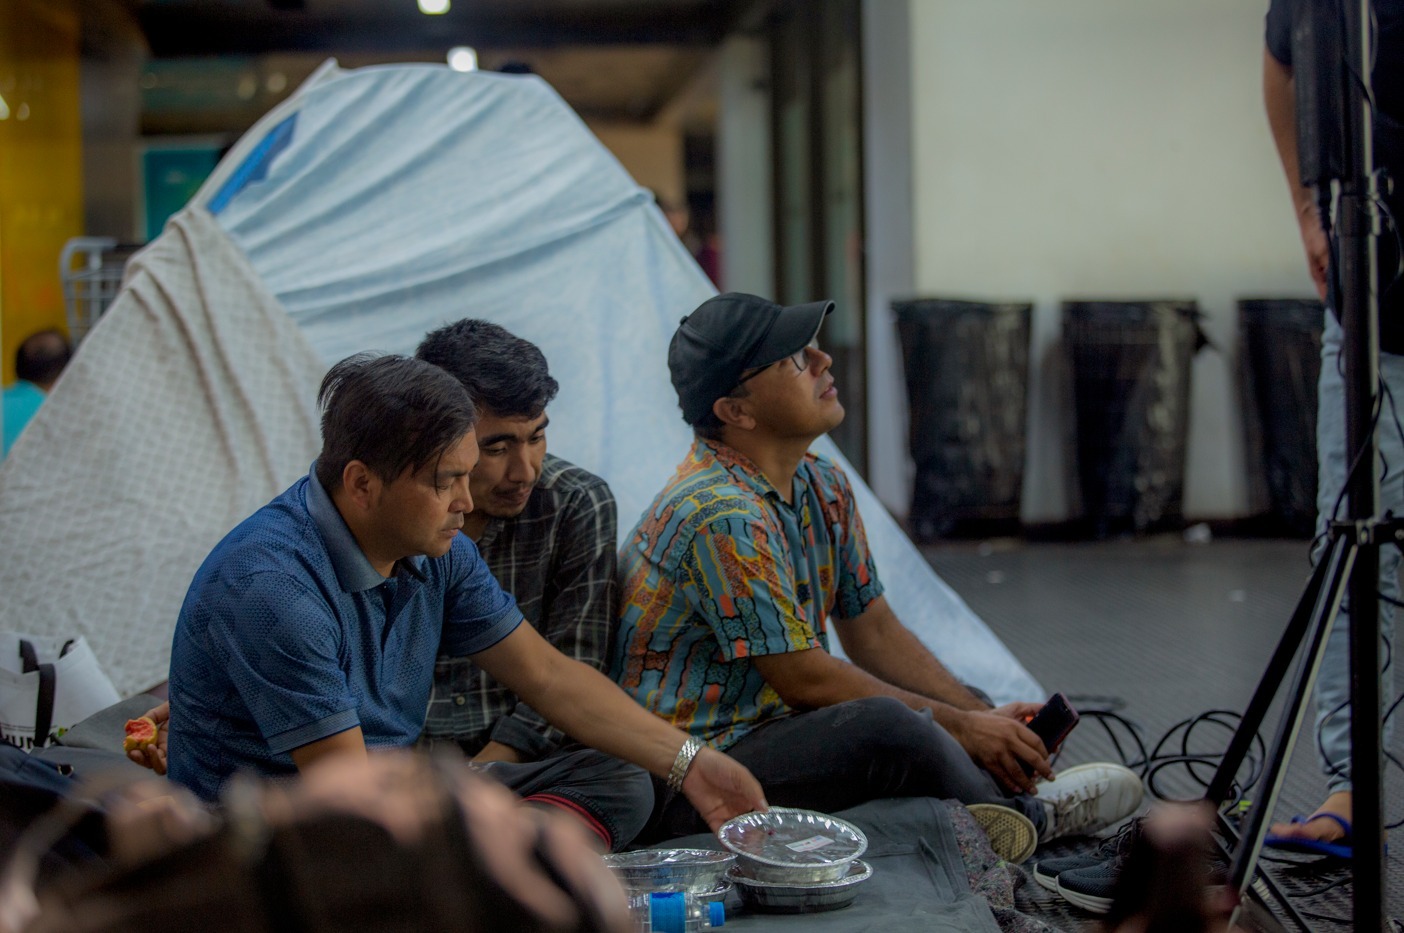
[0,62,1041,703]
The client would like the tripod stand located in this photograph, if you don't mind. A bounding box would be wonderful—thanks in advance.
[1206,517,1394,930]
[1206,1,1390,929]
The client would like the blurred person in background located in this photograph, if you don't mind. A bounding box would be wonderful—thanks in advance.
[3,330,71,458]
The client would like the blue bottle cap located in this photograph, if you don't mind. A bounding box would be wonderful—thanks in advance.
[709,899,726,926]
[649,891,686,933]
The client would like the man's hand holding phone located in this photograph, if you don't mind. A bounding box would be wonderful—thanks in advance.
[1020,693,1080,775]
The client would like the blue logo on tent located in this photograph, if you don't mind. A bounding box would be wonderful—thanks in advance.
[208,115,298,215]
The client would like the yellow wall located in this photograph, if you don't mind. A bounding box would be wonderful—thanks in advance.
[0,0,83,385]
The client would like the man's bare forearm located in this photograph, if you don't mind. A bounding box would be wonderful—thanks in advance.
[833,597,991,712]
[751,642,977,735]
[1263,49,1313,211]
[1263,47,1329,297]
[479,627,691,777]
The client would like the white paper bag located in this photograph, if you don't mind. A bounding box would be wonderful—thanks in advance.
[0,631,120,750]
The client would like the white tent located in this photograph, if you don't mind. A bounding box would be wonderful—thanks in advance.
[0,62,1041,704]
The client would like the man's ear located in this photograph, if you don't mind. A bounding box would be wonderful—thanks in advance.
[340,460,379,512]
[711,394,756,432]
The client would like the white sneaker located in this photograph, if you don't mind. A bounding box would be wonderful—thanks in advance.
[1036,762,1143,844]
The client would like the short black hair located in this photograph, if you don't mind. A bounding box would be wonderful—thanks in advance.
[15,330,72,386]
[314,353,477,492]
[415,320,558,419]
[691,383,749,442]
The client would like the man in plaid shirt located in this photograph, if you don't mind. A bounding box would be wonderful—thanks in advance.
[416,319,653,849]
[418,320,615,755]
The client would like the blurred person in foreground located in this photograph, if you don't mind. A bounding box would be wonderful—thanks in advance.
[3,329,71,458]
[163,353,765,846]
[5,752,629,933]
[1099,803,1233,933]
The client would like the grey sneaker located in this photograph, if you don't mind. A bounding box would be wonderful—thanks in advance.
[1036,763,1143,844]
[968,803,1038,864]
[1031,816,1145,892]
[1032,850,1104,893]
[1054,857,1121,914]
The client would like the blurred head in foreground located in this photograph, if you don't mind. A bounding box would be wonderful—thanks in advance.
[12,752,628,933]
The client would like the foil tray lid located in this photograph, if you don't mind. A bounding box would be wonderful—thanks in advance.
[729,858,874,891]
[717,807,868,868]
[603,849,735,869]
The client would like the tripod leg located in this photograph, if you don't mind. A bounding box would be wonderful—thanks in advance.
[1225,534,1356,926]
[1203,532,1342,806]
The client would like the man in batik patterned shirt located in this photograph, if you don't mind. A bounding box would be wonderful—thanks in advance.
[613,292,1142,851]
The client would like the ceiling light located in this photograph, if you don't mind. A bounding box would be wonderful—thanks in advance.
[418,0,449,14]
[447,47,478,72]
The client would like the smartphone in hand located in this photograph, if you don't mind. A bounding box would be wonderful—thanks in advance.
[1021,692,1079,774]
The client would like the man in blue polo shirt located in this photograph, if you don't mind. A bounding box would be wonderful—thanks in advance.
[168,353,766,844]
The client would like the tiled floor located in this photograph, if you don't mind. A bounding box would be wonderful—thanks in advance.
[921,536,1403,931]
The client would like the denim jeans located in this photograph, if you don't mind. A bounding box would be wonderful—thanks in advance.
[642,696,1044,841]
[1313,311,1402,793]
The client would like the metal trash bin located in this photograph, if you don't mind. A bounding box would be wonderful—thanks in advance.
[1063,299,1205,537]
[893,298,1032,541]
[1238,298,1323,537]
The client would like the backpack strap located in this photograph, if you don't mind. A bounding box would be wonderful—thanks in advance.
[19,640,56,751]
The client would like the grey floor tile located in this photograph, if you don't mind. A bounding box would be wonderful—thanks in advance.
[921,536,1402,931]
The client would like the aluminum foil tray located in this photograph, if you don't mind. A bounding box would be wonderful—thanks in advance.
[718,808,868,883]
[603,848,737,895]
[730,859,873,913]
[697,878,733,905]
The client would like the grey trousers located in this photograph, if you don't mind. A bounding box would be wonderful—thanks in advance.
[644,696,1042,842]
[476,745,654,852]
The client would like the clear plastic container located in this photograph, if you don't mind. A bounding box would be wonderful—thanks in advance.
[626,891,726,932]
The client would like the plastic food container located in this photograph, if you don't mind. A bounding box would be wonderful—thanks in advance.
[603,848,738,895]
[717,808,868,884]
[730,858,873,913]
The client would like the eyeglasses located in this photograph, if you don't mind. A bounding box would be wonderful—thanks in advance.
[736,338,819,385]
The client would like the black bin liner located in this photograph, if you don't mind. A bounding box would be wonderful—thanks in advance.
[1064,300,1204,536]
[894,298,1032,540]
[1239,298,1323,537]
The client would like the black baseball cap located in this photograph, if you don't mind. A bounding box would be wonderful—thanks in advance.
[668,292,834,425]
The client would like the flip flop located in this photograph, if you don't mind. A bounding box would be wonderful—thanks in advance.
[1263,812,1354,860]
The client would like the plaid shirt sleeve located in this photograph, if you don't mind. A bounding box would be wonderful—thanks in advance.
[488,476,618,757]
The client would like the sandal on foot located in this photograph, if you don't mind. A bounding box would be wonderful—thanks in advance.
[1264,812,1353,860]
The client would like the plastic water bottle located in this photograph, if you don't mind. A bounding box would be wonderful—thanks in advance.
[626,891,725,932]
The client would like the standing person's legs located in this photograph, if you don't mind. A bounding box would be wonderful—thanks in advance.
[1276,312,1401,844]
[644,696,1045,841]
[477,746,655,852]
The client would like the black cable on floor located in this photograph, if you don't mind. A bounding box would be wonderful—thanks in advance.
[1065,705,1267,809]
